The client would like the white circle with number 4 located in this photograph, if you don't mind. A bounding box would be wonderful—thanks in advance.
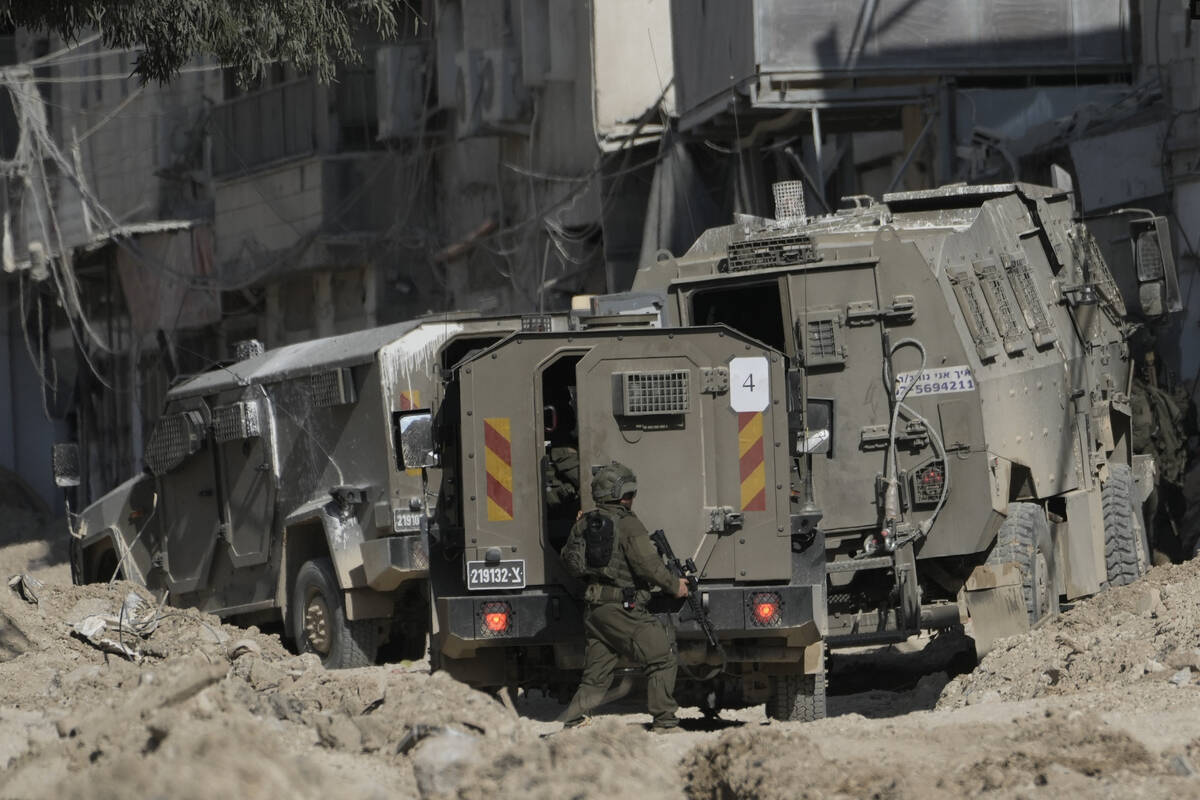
[729,356,769,412]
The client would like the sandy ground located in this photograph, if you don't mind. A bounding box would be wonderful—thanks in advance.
[3,507,1200,799]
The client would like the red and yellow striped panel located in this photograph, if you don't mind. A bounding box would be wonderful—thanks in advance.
[484,417,514,521]
[738,411,767,512]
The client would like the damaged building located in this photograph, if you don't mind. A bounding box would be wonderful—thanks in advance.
[0,0,1196,517]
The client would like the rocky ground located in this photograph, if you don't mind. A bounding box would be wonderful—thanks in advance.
[4,502,1200,799]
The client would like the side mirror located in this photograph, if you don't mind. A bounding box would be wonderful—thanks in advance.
[52,443,80,487]
[1131,216,1182,316]
[397,412,438,469]
[798,399,833,455]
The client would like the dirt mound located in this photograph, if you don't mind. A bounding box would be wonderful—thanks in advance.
[939,560,1200,708]
[0,576,674,799]
[453,719,682,800]
[682,711,1186,799]
[0,510,68,585]
[6,498,1200,797]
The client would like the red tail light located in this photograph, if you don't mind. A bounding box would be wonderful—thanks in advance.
[481,601,512,635]
[753,601,777,624]
[750,592,782,626]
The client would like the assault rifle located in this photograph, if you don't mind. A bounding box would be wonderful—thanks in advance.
[650,529,723,655]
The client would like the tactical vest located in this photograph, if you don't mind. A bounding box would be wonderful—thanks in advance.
[562,506,629,585]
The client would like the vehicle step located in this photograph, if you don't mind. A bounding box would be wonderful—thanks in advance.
[825,555,894,574]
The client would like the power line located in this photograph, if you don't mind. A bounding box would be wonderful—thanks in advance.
[26,33,103,66]
[29,63,224,84]
[29,46,138,69]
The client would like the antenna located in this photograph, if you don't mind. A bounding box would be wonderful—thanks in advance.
[787,178,821,538]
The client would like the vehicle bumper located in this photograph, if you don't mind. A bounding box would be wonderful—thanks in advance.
[435,589,581,658]
[652,583,822,648]
[435,582,822,658]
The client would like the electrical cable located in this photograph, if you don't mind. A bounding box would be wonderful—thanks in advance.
[879,337,931,550]
[76,84,146,142]
[897,400,950,543]
[29,63,225,84]
[22,47,136,70]
[25,34,103,66]
[108,492,159,584]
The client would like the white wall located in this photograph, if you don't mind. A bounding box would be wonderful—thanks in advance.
[591,0,675,146]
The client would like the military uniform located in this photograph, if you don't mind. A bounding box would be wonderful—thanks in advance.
[543,445,580,512]
[1131,376,1188,487]
[560,464,682,730]
[1131,375,1193,558]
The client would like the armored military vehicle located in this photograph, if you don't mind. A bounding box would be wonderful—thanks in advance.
[625,181,1173,654]
[425,324,825,720]
[63,310,828,720]
[65,314,538,666]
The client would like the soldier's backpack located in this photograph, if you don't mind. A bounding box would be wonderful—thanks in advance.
[562,508,623,582]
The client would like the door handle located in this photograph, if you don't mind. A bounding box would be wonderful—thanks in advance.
[199,488,214,497]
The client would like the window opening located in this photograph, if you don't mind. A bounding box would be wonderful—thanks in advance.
[540,354,583,550]
[690,283,787,353]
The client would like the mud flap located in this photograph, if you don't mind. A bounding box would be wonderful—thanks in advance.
[962,562,1029,660]
[1131,454,1157,504]
[802,640,823,675]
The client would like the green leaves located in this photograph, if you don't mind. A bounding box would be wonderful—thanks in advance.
[3,0,402,84]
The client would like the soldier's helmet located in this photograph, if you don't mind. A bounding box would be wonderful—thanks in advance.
[591,461,637,503]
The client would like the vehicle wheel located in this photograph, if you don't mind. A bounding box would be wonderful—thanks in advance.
[1102,463,1150,587]
[87,541,122,584]
[986,502,1057,626]
[292,558,380,669]
[378,630,428,663]
[765,670,826,722]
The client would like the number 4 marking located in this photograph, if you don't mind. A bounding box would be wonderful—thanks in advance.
[730,356,769,412]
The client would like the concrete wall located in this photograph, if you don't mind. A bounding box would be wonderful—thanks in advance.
[0,280,67,509]
[215,157,324,276]
[14,33,221,246]
[1139,0,1200,389]
[0,280,14,473]
[592,0,675,141]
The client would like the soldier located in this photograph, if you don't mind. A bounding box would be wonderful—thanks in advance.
[1131,361,1193,560]
[543,442,580,516]
[558,461,689,732]
[542,397,581,518]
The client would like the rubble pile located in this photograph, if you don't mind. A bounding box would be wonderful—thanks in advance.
[4,510,1200,797]
[0,509,67,586]
[681,711,1184,799]
[0,576,677,799]
[939,559,1200,707]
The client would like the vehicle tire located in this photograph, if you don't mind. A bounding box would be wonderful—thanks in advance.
[765,670,826,722]
[1102,463,1150,587]
[292,558,380,669]
[87,541,122,584]
[986,502,1057,626]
